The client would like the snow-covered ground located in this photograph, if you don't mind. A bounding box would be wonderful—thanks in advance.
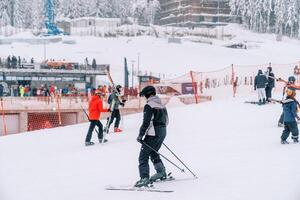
[1,24,300,83]
[1,93,300,200]
[1,24,300,200]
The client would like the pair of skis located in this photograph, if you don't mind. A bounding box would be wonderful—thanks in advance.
[105,173,175,193]
[103,70,123,140]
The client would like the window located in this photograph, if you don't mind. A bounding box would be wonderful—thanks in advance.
[213,16,218,23]
[199,16,204,22]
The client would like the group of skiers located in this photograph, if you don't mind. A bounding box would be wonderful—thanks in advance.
[85,85,125,146]
[254,66,275,105]
[84,84,169,187]
[254,67,300,144]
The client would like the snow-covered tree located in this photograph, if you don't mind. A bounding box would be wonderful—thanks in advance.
[230,0,300,38]
[0,0,11,26]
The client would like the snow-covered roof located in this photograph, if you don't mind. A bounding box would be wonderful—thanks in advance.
[72,17,121,23]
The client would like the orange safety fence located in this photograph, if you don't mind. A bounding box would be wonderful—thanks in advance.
[161,61,300,98]
[1,98,8,135]
[0,93,165,135]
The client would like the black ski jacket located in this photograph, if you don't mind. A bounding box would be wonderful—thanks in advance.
[139,96,168,137]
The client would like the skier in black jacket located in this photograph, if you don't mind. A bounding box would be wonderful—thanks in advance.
[135,86,169,187]
[265,66,275,102]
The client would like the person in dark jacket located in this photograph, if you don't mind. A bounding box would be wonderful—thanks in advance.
[85,89,109,146]
[135,86,169,187]
[0,84,3,97]
[254,69,268,105]
[281,88,299,144]
[107,85,126,133]
[265,66,275,102]
[278,76,298,127]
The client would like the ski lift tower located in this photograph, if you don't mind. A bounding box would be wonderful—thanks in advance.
[45,0,63,35]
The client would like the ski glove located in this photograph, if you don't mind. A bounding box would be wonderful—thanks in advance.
[136,135,143,143]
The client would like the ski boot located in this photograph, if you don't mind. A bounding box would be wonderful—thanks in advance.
[258,99,262,105]
[150,162,167,183]
[262,98,266,104]
[85,141,95,146]
[281,140,289,144]
[293,138,299,143]
[114,128,122,133]
[99,138,108,143]
[134,177,150,187]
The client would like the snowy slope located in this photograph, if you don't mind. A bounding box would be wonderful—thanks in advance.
[1,24,300,83]
[1,94,300,200]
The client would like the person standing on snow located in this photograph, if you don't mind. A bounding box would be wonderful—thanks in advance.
[280,88,299,144]
[106,85,126,133]
[0,84,3,97]
[85,89,110,146]
[278,76,297,127]
[254,69,268,105]
[135,86,169,187]
[265,66,275,102]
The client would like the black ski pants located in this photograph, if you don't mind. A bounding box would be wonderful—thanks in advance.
[281,121,299,141]
[108,109,121,128]
[278,113,284,124]
[138,127,166,179]
[85,120,103,142]
[265,86,273,102]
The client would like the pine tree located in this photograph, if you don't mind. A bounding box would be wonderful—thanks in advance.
[0,0,11,26]
[230,0,300,38]
[13,0,26,28]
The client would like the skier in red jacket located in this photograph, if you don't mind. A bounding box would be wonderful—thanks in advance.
[85,89,110,146]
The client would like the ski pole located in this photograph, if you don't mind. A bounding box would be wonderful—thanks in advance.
[163,143,198,178]
[81,106,100,134]
[141,141,185,173]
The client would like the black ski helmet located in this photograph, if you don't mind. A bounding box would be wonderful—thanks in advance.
[140,86,156,98]
[116,85,122,92]
[288,76,296,84]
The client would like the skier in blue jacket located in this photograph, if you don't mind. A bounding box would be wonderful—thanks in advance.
[281,88,299,144]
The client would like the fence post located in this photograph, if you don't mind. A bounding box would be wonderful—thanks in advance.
[298,61,300,85]
[1,98,8,135]
[56,95,62,126]
[231,64,236,97]
[190,70,199,104]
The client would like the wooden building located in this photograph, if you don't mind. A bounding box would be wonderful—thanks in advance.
[158,0,231,27]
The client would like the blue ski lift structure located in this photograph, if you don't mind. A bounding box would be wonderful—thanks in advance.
[44,0,64,36]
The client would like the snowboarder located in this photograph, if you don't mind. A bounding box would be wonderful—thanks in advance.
[106,85,126,133]
[265,66,275,102]
[135,86,169,187]
[254,69,267,105]
[85,89,110,146]
[280,88,299,144]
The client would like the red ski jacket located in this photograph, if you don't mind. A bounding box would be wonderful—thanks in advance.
[88,95,108,120]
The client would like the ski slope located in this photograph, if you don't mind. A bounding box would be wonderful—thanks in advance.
[1,94,300,200]
[1,24,300,83]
